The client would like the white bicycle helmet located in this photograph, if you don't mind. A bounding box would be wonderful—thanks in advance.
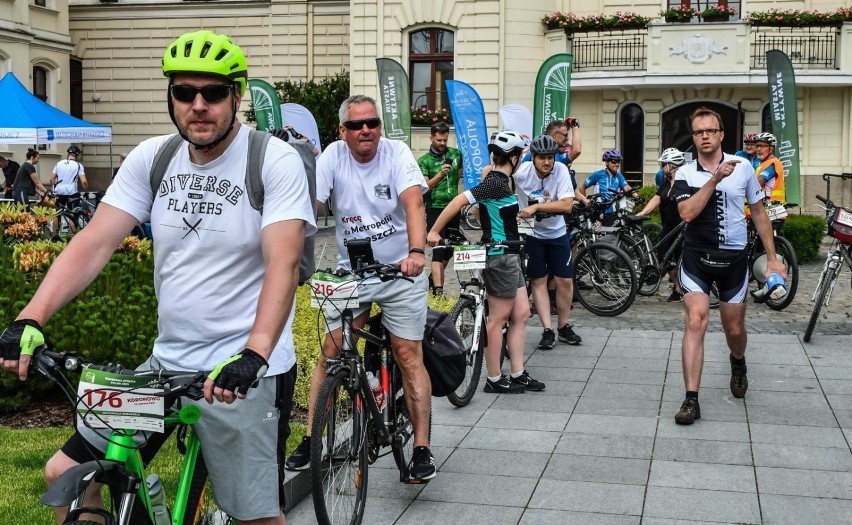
[754,132,777,147]
[487,130,525,155]
[657,147,685,166]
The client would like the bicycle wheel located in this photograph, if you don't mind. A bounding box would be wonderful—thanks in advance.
[463,205,481,230]
[761,236,799,311]
[447,297,484,407]
[183,452,233,525]
[573,243,637,316]
[311,370,369,525]
[804,267,836,343]
[618,233,659,297]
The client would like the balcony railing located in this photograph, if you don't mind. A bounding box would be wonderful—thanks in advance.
[750,26,839,70]
[571,29,646,72]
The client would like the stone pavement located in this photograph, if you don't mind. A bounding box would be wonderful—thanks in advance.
[287,226,852,524]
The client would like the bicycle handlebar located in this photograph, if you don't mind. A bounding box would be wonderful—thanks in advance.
[815,194,834,209]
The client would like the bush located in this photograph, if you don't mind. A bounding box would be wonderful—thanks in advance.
[779,214,826,264]
[636,185,661,222]
[243,71,351,150]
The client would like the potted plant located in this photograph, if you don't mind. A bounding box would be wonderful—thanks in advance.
[700,4,737,22]
[660,5,698,23]
[541,11,651,33]
[411,106,452,127]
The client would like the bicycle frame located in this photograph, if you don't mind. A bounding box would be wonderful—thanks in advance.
[811,241,851,306]
[456,275,488,353]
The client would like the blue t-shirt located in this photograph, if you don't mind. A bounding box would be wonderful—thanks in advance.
[655,169,664,189]
[584,168,629,213]
[734,151,760,170]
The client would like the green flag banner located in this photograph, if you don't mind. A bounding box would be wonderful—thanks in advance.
[766,50,801,205]
[248,79,282,131]
[532,54,573,137]
[375,58,412,145]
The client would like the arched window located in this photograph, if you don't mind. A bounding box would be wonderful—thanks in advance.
[33,65,48,102]
[619,103,644,186]
[409,28,454,112]
[661,102,742,159]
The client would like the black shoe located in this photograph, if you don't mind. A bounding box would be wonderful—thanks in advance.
[666,289,684,303]
[730,357,748,398]
[537,329,556,350]
[432,286,443,297]
[284,436,311,471]
[558,324,582,345]
[409,446,436,482]
[511,370,545,392]
[484,375,525,394]
[675,398,701,425]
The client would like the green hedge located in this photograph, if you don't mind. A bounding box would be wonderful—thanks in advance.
[779,214,826,264]
[1,237,456,414]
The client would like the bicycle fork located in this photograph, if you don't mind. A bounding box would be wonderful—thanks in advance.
[812,251,842,306]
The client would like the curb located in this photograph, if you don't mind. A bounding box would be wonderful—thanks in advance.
[283,468,312,513]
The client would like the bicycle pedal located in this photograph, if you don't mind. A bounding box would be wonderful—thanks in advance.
[404,476,431,485]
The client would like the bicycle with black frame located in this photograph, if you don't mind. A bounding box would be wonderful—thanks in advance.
[307,239,429,525]
[744,201,800,310]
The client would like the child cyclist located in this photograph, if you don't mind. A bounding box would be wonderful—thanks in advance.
[427,130,545,394]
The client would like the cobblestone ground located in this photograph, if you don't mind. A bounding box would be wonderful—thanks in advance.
[312,225,851,337]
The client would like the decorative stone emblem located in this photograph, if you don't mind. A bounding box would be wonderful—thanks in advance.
[670,34,727,63]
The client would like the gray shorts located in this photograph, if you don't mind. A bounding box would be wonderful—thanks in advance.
[485,254,525,297]
[323,272,428,341]
[71,355,282,520]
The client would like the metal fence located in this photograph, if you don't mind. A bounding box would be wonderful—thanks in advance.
[751,26,839,69]
[571,29,647,72]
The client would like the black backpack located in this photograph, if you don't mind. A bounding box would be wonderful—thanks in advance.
[149,129,317,284]
[422,308,467,397]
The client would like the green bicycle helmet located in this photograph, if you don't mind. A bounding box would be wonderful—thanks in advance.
[163,30,248,96]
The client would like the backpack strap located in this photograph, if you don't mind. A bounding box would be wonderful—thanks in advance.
[149,134,184,198]
[245,129,271,212]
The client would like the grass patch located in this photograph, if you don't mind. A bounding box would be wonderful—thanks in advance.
[0,422,306,524]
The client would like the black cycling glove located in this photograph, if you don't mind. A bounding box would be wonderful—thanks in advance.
[0,319,45,361]
[208,348,269,395]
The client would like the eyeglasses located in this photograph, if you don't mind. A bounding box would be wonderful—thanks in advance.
[691,128,721,137]
[170,84,232,104]
[607,160,622,164]
[342,118,382,131]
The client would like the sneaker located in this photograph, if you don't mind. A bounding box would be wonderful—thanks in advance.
[511,370,545,392]
[537,329,556,350]
[675,397,701,425]
[557,324,582,345]
[284,436,311,471]
[432,286,444,297]
[484,375,525,394]
[409,446,436,482]
[730,358,748,398]
[666,289,684,302]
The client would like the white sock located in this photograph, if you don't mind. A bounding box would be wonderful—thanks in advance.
[488,374,503,382]
[510,371,524,379]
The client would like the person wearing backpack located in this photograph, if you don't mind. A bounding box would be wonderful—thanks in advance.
[0,30,315,524]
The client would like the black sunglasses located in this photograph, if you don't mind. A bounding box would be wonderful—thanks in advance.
[342,118,382,131]
[170,84,233,104]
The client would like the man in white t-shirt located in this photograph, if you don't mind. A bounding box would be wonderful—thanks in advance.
[515,134,581,349]
[0,31,314,523]
[285,95,437,482]
[50,146,88,239]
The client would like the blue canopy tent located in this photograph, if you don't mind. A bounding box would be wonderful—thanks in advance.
[0,71,111,144]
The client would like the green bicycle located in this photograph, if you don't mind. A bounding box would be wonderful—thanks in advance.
[30,346,234,525]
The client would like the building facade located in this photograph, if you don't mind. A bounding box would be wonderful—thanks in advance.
[1,0,850,208]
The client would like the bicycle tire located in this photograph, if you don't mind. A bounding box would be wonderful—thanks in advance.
[762,236,799,311]
[618,233,658,297]
[183,452,233,525]
[573,243,637,316]
[463,205,481,230]
[447,297,484,407]
[804,266,836,343]
[311,369,369,525]
[390,378,419,482]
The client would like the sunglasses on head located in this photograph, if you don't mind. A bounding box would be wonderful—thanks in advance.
[342,118,382,131]
[170,84,233,104]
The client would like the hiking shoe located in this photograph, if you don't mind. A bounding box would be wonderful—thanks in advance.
[484,375,525,394]
[675,398,701,425]
[511,370,545,392]
[558,324,582,345]
[537,329,556,350]
[284,436,311,471]
[666,289,684,303]
[409,446,436,482]
[730,359,749,398]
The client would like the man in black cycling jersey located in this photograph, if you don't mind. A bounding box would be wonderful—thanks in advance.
[670,107,786,426]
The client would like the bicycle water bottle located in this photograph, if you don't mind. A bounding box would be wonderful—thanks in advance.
[146,474,170,525]
[366,371,386,411]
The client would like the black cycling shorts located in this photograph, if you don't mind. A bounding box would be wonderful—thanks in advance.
[679,244,749,303]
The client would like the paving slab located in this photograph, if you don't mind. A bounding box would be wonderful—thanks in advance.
[519,508,640,524]
[395,500,524,525]
[649,460,757,492]
[542,454,650,485]
[752,442,852,471]
[643,486,761,523]
[652,437,753,465]
[554,432,655,460]
[528,478,645,515]
[760,493,852,525]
